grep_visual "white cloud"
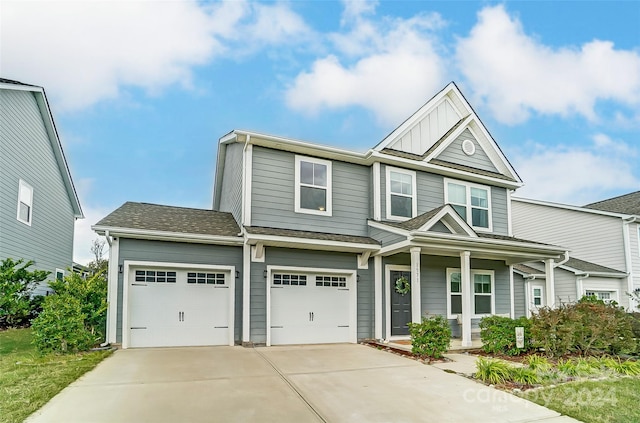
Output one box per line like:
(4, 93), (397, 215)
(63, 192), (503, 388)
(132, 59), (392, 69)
(285, 8), (447, 126)
(512, 137), (640, 205)
(340, 0), (378, 26)
(0, 0), (312, 111)
(74, 204), (111, 266)
(456, 5), (640, 124)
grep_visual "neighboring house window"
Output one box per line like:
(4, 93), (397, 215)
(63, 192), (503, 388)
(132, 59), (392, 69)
(55, 269), (65, 281)
(295, 156), (332, 216)
(444, 179), (492, 230)
(447, 269), (495, 318)
(385, 166), (417, 220)
(17, 179), (34, 225)
(585, 290), (617, 303)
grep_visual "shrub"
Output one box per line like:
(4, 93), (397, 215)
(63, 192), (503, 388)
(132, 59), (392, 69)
(508, 367), (540, 385)
(475, 357), (512, 384)
(479, 315), (532, 356)
(530, 298), (635, 357)
(408, 315), (452, 359)
(0, 258), (49, 328)
(601, 357), (640, 376)
(31, 295), (94, 353)
(526, 355), (552, 372)
(31, 271), (107, 353)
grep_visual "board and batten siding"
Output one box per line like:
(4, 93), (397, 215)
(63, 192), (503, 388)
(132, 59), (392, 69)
(0, 89), (75, 294)
(435, 129), (499, 174)
(217, 142), (243, 225)
(250, 247), (371, 344)
(115, 238), (243, 344)
(512, 200), (626, 271)
(251, 146), (370, 236)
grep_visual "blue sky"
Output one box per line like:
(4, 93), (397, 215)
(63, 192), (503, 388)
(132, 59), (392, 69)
(2, 0), (639, 263)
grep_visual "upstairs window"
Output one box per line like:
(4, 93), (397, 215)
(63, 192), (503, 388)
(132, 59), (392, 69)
(445, 179), (492, 230)
(295, 155), (332, 216)
(17, 180), (33, 226)
(386, 166), (417, 220)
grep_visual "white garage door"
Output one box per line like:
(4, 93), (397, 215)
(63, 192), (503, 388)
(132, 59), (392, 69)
(128, 267), (232, 348)
(270, 272), (354, 345)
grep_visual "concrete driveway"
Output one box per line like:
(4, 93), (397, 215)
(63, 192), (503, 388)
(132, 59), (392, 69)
(26, 344), (578, 423)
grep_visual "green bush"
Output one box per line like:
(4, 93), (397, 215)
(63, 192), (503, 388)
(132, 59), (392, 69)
(31, 272), (107, 353)
(530, 298), (635, 357)
(475, 357), (512, 384)
(479, 315), (532, 356)
(508, 367), (540, 385)
(408, 315), (452, 359)
(31, 295), (94, 353)
(0, 258), (49, 328)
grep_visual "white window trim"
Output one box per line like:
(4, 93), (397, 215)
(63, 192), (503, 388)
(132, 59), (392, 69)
(530, 283), (545, 308)
(294, 155), (332, 216)
(444, 178), (493, 232)
(585, 289), (619, 303)
(55, 268), (65, 281)
(446, 268), (495, 319)
(17, 179), (34, 226)
(385, 166), (417, 221)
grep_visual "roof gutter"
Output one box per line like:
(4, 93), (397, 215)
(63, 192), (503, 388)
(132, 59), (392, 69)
(553, 251), (570, 268)
(92, 225), (244, 246)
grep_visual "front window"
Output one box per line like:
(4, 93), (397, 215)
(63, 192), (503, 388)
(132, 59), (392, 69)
(585, 290), (616, 303)
(447, 269), (495, 317)
(295, 156), (332, 216)
(445, 179), (492, 230)
(386, 166), (416, 220)
(17, 179), (33, 225)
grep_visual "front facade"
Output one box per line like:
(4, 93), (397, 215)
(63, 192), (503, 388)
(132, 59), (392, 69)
(95, 83), (565, 349)
(0, 78), (83, 294)
(512, 195), (640, 311)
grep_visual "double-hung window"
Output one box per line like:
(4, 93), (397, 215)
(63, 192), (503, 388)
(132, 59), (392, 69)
(295, 156), (332, 216)
(447, 269), (495, 318)
(386, 166), (417, 220)
(445, 179), (491, 230)
(17, 179), (33, 226)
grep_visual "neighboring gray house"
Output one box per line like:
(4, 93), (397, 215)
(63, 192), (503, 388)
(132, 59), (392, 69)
(512, 193), (640, 312)
(94, 82), (565, 349)
(0, 78), (83, 294)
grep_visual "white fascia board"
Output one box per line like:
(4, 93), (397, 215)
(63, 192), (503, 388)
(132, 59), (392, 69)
(0, 82), (43, 92)
(416, 205), (478, 237)
(245, 233), (380, 253)
(513, 268), (545, 278)
(370, 150), (522, 190)
(92, 225), (244, 245)
(409, 232), (565, 255)
(367, 220), (409, 236)
(511, 197), (632, 219)
(422, 114), (474, 161)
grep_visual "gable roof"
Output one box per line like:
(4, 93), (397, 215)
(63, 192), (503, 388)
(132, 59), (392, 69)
(373, 82), (522, 185)
(379, 204), (477, 236)
(584, 191), (640, 216)
(0, 78), (83, 218)
(561, 257), (626, 276)
(94, 202), (241, 238)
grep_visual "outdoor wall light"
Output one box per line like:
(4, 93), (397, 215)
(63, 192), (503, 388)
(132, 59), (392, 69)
(118, 265), (123, 274)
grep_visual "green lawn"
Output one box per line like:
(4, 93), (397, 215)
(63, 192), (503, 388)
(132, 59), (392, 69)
(0, 328), (112, 423)
(521, 377), (640, 423)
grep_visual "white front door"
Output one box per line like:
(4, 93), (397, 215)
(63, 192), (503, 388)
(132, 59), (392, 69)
(270, 272), (353, 345)
(128, 267), (231, 348)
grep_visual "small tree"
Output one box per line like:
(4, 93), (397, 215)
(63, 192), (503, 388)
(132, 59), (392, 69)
(0, 258), (49, 328)
(87, 238), (108, 276)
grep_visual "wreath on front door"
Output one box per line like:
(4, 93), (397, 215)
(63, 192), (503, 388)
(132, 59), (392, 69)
(395, 276), (411, 295)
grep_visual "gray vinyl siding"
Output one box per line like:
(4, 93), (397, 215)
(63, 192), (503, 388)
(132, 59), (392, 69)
(512, 200), (626, 271)
(369, 227), (406, 247)
(435, 129), (499, 173)
(513, 273), (526, 318)
(217, 142), (243, 225)
(381, 255), (510, 338)
(116, 238), (243, 344)
(0, 89), (75, 295)
(251, 146), (370, 236)
(431, 221), (451, 233)
(630, 223), (640, 290)
(250, 248), (371, 343)
(490, 186), (509, 235)
(554, 269), (578, 305)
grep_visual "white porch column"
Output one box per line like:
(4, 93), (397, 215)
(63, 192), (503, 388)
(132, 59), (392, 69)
(374, 255), (383, 340)
(410, 247), (422, 324)
(544, 259), (555, 308)
(460, 251), (472, 347)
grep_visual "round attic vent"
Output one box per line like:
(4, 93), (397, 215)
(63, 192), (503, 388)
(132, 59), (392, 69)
(462, 139), (476, 156)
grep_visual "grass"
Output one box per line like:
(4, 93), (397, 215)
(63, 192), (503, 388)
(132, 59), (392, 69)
(521, 378), (640, 423)
(0, 328), (112, 423)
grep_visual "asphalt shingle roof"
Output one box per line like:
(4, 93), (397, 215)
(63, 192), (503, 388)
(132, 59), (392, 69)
(244, 226), (380, 245)
(95, 202), (241, 237)
(0, 78), (37, 87)
(379, 206), (446, 231)
(563, 257), (625, 275)
(513, 263), (544, 275)
(584, 191), (640, 215)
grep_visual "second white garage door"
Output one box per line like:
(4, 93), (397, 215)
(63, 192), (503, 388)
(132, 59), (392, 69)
(269, 270), (356, 345)
(127, 265), (234, 348)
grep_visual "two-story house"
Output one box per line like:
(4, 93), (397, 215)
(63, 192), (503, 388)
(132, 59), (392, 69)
(94, 82), (565, 349)
(0, 78), (84, 294)
(512, 193), (640, 314)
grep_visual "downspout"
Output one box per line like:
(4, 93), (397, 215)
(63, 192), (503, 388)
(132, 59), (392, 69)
(241, 134), (252, 345)
(102, 230), (113, 346)
(553, 251), (570, 268)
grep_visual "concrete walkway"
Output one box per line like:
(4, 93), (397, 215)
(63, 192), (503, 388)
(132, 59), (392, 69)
(26, 344), (580, 423)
